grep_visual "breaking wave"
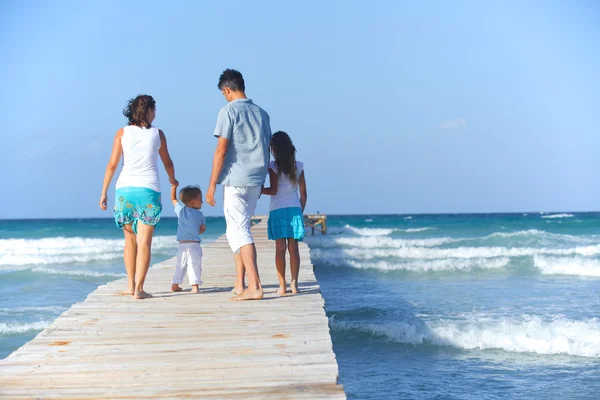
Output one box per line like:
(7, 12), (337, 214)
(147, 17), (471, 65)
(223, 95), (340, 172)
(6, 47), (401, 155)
(0, 236), (177, 266)
(534, 256), (600, 277)
(541, 214), (574, 219)
(0, 321), (49, 335)
(324, 257), (510, 272)
(311, 244), (600, 261)
(332, 314), (600, 357)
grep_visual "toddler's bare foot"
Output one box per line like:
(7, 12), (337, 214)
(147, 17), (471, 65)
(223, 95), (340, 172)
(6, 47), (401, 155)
(171, 284), (183, 292)
(290, 280), (299, 295)
(230, 288), (264, 301)
(133, 291), (153, 300)
(191, 285), (199, 293)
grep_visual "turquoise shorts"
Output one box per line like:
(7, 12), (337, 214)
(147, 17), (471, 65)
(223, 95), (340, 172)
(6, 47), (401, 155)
(114, 187), (162, 234)
(267, 207), (305, 241)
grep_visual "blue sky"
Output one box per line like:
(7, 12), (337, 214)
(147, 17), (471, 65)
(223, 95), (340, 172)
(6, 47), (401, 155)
(0, 0), (599, 218)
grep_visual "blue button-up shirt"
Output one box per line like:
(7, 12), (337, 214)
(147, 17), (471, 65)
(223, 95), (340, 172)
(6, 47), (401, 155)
(213, 99), (272, 186)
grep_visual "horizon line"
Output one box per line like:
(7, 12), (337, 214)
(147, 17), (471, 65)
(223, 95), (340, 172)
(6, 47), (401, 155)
(0, 211), (596, 222)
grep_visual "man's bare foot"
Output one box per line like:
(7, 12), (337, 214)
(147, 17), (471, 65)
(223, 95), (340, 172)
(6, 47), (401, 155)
(230, 288), (264, 301)
(290, 280), (299, 295)
(276, 287), (287, 296)
(171, 284), (183, 292)
(133, 291), (153, 299)
(191, 285), (199, 293)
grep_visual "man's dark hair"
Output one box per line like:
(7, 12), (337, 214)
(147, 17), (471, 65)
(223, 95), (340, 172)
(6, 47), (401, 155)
(218, 69), (245, 92)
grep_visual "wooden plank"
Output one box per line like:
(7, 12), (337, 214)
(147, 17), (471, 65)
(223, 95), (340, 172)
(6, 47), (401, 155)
(0, 221), (345, 399)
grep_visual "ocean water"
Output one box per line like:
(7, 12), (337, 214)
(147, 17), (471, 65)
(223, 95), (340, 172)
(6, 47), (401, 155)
(307, 213), (600, 399)
(2, 214), (600, 399)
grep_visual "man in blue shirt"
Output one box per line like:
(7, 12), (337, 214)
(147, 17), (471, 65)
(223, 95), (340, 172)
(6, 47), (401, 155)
(207, 69), (272, 301)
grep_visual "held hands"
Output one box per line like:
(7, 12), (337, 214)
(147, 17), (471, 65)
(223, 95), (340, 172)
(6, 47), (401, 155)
(170, 179), (179, 205)
(99, 194), (108, 210)
(206, 183), (217, 206)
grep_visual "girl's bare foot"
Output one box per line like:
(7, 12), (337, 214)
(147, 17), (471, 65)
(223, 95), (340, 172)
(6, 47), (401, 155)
(290, 280), (299, 295)
(191, 285), (199, 293)
(133, 291), (153, 299)
(171, 284), (183, 292)
(230, 288), (264, 301)
(276, 286), (287, 296)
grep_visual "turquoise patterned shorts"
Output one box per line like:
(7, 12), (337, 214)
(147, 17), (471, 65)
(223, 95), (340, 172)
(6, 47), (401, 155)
(114, 187), (162, 234)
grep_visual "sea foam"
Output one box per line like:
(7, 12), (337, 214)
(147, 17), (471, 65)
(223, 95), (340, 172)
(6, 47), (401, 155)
(404, 227), (436, 233)
(330, 236), (455, 248)
(332, 315), (600, 357)
(534, 255), (600, 277)
(330, 257), (510, 272)
(0, 236), (177, 266)
(541, 214), (574, 219)
(342, 225), (397, 236)
(31, 267), (126, 278)
(310, 244), (600, 261)
(0, 321), (49, 335)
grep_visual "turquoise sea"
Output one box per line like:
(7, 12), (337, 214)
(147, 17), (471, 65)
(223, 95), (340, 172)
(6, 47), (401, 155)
(2, 213), (600, 399)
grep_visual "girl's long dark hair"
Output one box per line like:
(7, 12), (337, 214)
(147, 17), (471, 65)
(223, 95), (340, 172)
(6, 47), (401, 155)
(271, 131), (298, 187)
(123, 95), (155, 128)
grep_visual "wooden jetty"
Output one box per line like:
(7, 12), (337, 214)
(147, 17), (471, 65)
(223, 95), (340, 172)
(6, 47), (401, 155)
(252, 214), (327, 235)
(0, 221), (345, 399)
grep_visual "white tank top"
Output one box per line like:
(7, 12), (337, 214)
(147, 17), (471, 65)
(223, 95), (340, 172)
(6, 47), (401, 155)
(269, 160), (303, 212)
(115, 126), (161, 192)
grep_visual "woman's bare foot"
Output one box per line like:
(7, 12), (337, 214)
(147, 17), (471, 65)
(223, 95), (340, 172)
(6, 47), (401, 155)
(133, 291), (153, 299)
(290, 280), (299, 295)
(191, 285), (199, 293)
(231, 285), (244, 295)
(171, 284), (183, 292)
(124, 282), (135, 295)
(230, 288), (264, 301)
(276, 286), (287, 296)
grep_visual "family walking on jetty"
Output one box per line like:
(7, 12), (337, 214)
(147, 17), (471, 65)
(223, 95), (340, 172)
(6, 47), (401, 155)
(100, 69), (307, 301)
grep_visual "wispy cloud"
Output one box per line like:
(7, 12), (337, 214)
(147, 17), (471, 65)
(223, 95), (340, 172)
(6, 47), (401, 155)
(72, 139), (104, 159)
(439, 117), (467, 130)
(88, 140), (102, 151)
(23, 144), (54, 159)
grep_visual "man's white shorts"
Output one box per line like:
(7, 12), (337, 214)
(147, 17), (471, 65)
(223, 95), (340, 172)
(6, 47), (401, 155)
(223, 185), (261, 253)
(172, 242), (203, 285)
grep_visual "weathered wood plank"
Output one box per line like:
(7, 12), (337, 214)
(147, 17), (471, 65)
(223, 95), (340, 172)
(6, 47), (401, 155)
(0, 221), (345, 399)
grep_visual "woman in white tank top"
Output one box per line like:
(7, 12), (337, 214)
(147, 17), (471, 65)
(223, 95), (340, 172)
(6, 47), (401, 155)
(99, 95), (178, 300)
